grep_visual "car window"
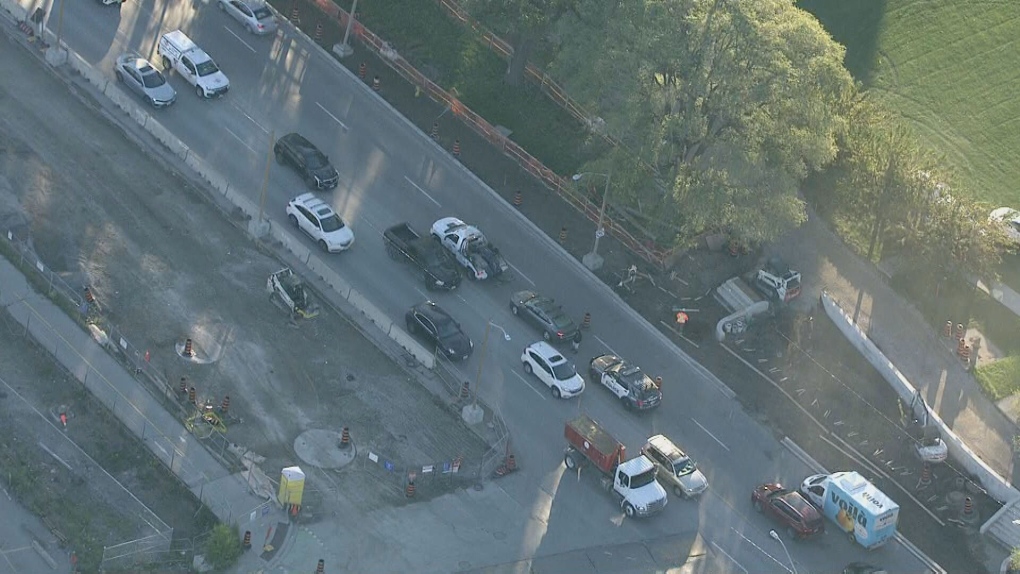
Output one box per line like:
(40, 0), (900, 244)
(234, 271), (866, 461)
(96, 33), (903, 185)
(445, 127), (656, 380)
(195, 60), (220, 77)
(672, 456), (695, 476)
(127, 68), (141, 84)
(253, 6), (273, 19)
(141, 71), (166, 89)
(319, 213), (345, 233)
(808, 485), (824, 497)
(550, 361), (576, 380)
(617, 471), (629, 488)
(183, 58), (196, 75)
(418, 315), (435, 335)
(445, 233), (458, 244)
(434, 316), (458, 338)
(297, 206), (313, 223)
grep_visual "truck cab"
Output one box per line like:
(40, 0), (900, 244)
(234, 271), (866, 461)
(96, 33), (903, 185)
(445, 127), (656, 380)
(158, 30), (230, 98)
(612, 457), (669, 516)
(806, 471), (900, 549)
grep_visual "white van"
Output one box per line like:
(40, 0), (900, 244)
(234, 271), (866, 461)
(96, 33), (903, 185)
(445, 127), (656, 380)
(157, 30), (230, 98)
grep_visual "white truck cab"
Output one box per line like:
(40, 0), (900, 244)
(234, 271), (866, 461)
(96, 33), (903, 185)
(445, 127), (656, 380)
(158, 30), (230, 99)
(612, 456), (669, 516)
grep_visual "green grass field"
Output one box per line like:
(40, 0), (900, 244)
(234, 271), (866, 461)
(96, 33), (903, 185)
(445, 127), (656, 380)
(800, 0), (1020, 209)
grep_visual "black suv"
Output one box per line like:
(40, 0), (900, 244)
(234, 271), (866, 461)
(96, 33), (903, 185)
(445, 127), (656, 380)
(405, 302), (473, 361)
(274, 133), (339, 190)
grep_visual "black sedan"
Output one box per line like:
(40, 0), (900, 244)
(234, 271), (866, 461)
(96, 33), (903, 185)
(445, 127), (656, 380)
(274, 133), (340, 190)
(509, 290), (578, 343)
(405, 301), (473, 361)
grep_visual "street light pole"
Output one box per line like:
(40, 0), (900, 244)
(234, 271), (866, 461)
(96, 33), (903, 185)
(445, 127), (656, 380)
(572, 172), (611, 271)
(472, 321), (492, 408)
(769, 529), (797, 574)
(334, 0), (359, 58)
(463, 320), (509, 423)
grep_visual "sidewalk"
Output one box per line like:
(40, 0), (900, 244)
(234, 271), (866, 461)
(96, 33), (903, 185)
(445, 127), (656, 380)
(0, 257), (275, 556)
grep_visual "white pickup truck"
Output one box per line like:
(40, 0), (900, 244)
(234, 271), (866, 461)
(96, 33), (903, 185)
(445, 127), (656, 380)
(157, 30), (230, 99)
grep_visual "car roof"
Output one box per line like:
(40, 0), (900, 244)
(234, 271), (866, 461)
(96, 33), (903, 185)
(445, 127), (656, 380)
(526, 341), (567, 364)
(291, 193), (336, 218)
(281, 133), (318, 151)
(415, 301), (452, 322)
(646, 435), (686, 460)
(778, 490), (818, 517)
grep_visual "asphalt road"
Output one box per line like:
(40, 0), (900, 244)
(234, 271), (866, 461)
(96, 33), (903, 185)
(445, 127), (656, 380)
(25, 0), (938, 572)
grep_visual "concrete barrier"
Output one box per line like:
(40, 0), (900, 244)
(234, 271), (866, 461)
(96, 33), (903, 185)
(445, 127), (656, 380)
(821, 291), (1020, 504)
(715, 301), (769, 341)
(66, 51), (109, 93)
(272, 228), (313, 267)
(144, 119), (189, 160)
(306, 256), (350, 299)
(347, 289), (393, 333)
(388, 325), (435, 369)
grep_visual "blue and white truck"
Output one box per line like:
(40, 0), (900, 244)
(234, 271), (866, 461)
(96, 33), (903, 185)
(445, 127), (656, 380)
(800, 471), (899, 549)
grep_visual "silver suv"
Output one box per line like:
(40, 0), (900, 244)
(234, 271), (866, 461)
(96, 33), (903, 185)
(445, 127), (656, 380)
(640, 435), (708, 499)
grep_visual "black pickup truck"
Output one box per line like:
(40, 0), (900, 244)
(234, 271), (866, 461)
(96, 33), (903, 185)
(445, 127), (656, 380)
(384, 223), (462, 290)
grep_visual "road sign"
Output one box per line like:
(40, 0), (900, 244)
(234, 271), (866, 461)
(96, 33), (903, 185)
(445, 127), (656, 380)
(595, 227), (605, 239)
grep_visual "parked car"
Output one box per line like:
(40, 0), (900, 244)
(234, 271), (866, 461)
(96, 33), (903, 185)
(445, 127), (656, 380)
(405, 301), (472, 361)
(989, 207), (1020, 246)
(113, 54), (177, 108)
(285, 193), (353, 252)
(640, 435), (708, 499)
(217, 0), (277, 35)
(520, 341), (584, 399)
(510, 290), (578, 343)
(751, 483), (825, 539)
(799, 473), (828, 508)
(274, 133), (339, 190)
(901, 389), (947, 464)
(157, 30), (230, 99)
(430, 217), (508, 280)
(383, 223), (461, 291)
(588, 354), (662, 411)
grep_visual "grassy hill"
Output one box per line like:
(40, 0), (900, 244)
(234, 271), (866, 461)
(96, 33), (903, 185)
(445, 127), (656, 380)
(800, 0), (1020, 209)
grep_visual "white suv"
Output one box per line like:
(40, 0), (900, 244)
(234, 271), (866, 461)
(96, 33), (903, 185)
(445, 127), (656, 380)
(521, 341), (584, 399)
(285, 193), (354, 252)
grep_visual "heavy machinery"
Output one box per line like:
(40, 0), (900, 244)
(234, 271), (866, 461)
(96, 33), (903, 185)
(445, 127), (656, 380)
(754, 256), (802, 304)
(266, 268), (320, 319)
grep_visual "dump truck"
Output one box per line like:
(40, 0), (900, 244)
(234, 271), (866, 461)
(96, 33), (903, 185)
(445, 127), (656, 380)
(562, 414), (668, 517)
(383, 223), (462, 291)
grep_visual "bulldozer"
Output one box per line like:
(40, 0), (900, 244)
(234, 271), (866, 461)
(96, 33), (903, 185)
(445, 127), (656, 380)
(267, 268), (320, 319)
(753, 256), (802, 304)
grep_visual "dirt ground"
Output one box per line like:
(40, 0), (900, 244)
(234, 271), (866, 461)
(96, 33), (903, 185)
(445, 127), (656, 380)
(274, 5), (995, 571)
(0, 24), (489, 564)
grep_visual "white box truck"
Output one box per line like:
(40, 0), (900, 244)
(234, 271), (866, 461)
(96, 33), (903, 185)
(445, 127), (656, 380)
(157, 30), (230, 99)
(801, 471), (899, 549)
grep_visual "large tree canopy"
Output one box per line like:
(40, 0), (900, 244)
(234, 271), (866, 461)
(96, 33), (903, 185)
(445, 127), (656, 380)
(549, 0), (854, 246)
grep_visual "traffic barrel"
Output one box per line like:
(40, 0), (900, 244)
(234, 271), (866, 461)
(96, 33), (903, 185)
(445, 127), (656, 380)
(559, 227), (567, 244)
(188, 386), (197, 406)
(220, 395), (230, 415)
(290, 6), (299, 23)
(340, 426), (351, 448)
(243, 530), (251, 550)
(961, 344), (971, 366)
(955, 323), (965, 341)
(183, 338), (194, 357)
(581, 312), (591, 330)
(506, 452), (517, 472)
(963, 496), (974, 516)
(452, 455), (462, 472)
(452, 139), (461, 157)
(956, 337), (966, 356)
(943, 320), (952, 338)
(513, 191), (523, 207)
(372, 76), (380, 91)
(314, 23), (323, 43)
(405, 480), (416, 498)
(459, 381), (470, 400)
(655, 376), (663, 390)
(315, 559), (324, 574)
(84, 287), (95, 304)
(358, 62), (366, 80)
(179, 376), (188, 394)
(917, 462), (932, 489)
(430, 122), (439, 140)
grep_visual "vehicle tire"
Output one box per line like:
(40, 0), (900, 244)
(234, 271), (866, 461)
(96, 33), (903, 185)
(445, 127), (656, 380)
(162, 56), (171, 70)
(523, 362), (533, 375)
(564, 453), (576, 469)
(510, 304), (518, 315)
(288, 214), (299, 228)
(196, 85), (205, 98)
(542, 330), (551, 342)
(674, 486), (687, 499)
(115, 70), (124, 83)
(318, 240), (329, 253)
(551, 387), (561, 399)
(623, 503), (636, 518)
(753, 500), (763, 513)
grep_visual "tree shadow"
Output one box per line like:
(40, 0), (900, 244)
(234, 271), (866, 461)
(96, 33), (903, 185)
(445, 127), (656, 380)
(798, 0), (887, 86)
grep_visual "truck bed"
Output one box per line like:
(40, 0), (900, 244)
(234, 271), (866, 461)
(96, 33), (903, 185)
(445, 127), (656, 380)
(565, 414), (626, 473)
(384, 222), (420, 245)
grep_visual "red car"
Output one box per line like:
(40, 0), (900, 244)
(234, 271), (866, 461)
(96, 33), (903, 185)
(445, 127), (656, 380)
(751, 483), (825, 539)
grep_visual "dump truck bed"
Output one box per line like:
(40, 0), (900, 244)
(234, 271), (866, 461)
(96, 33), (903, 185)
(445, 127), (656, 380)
(565, 414), (626, 474)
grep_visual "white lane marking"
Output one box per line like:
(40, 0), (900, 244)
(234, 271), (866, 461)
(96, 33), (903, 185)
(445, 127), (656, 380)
(413, 286), (429, 300)
(224, 127), (257, 154)
(593, 335), (618, 356)
(224, 27), (256, 53)
(710, 541), (748, 574)
(692, 418), (730, 451)
(731, 528), (791, 574)
(315, 102), (348, 131)
(508, 263), (534, 286)
(512, 370), (548, 400)
(404, 176), (441, 207)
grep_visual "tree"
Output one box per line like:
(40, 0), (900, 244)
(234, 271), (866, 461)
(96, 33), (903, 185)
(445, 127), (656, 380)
(204, 523), (242, 571)
(551, 0), (855, 246)
(460, 0), (579, 85)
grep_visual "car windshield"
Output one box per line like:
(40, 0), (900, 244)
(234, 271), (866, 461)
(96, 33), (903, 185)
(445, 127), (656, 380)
(779, 492), (814, 515)
(195, 60), (220, 77)
(551, 361), (576, 381)
(320, 214), (345, 233)
(549, 309), (573, 330)
(435, 317), (459, 338)
(141, 71), (166, 89)
(303, 150), (328, 170)
(253, 6), (273, 19)
(630, 468), (657, 488)
(672, 456), (696, 476)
